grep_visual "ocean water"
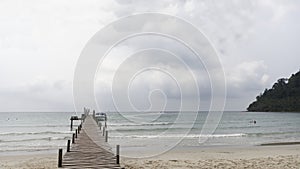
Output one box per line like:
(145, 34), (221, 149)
(106, 111), (300, 157)
(0, 111), (300, 156)
(0, 112), (80, 155)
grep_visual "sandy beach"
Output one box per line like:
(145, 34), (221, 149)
(0, 145), (299, 168)
(122, 145), (300, 169)
(0, 153), (57, 169)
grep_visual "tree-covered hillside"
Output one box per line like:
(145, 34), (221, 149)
(247, 70), (300, 112)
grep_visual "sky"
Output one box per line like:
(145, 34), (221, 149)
(0, 0), (299, 112)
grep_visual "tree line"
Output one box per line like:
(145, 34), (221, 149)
(247, 70), (300, 112)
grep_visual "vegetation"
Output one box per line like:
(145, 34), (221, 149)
(247, 70), (300, 112)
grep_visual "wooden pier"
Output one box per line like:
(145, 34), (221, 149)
(60, 110), (122, 168)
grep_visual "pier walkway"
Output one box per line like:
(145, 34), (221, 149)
(61, 115), (121, 169)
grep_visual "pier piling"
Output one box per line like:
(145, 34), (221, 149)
(70, 120), (73, 131)
(67, 140), (70, 152)
(72, 133), (75, 144)
(116, 145), (120, 164)
(105, 131), (108, 142)
(58, 148), (63, 167)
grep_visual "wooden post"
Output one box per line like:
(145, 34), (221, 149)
(81, 114), (84, 122)
(75, 129), (78, 138)
(72, 133), (75, 144)
(103, 127), (105, 136)
(58, 148), (63, 167)
(105, 131), (108, 142)
(116, 145), (120, 164)
(67, 140), (70, 152)
(70, 119), (73, 131)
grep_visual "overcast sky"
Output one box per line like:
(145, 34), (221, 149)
(0, 0), (299, 112)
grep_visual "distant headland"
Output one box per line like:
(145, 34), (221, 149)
(247, 70), (300, 112)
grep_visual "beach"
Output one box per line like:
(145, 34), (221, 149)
(1, 111), (300, 168)
(0, 153), (57, 169)
(0, 145), (299, 169)
(122, 144), (300, 169)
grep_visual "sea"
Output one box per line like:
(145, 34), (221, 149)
(0, 111), (300, 156)
(0, 112), (78, 155)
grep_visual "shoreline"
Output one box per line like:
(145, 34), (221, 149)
(122, 144), (300, 160)
(260, 141), (300, 146)
(0, 149), (58, 157)
(1, 144), (300, 168)
(122, 144), (300, 169)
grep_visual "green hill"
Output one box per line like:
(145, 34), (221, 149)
(247, 70), (300, 112)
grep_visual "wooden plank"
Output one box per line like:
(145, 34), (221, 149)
(62, 115), (121, 168)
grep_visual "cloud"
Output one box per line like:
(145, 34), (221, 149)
(0, 0), (299, 111)
(226, 61), (270, 97)
(0, 77), (73, 111)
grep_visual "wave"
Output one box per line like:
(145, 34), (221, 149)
(109, 122), (172, 127)
(110, 133), (247, 139)
(224, 125), (261, 129)
(111, 127), (187, 132)
(0, 131), (74, 136)
(1, 124), (71, 128)
(247, 131), (300, 137)
(199, 133), (247, 138)
(0, 136), (71, 143)
(0, 146), (61, 153)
